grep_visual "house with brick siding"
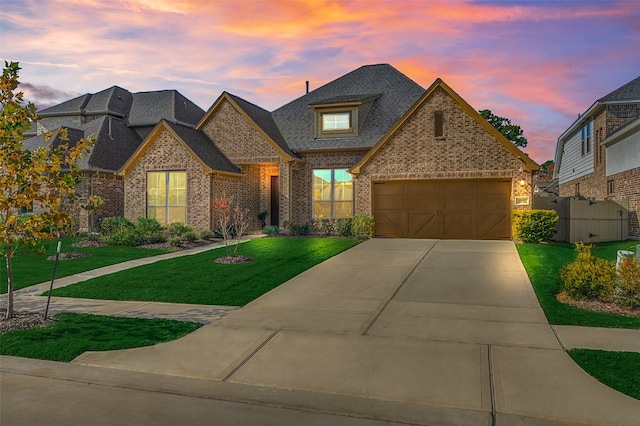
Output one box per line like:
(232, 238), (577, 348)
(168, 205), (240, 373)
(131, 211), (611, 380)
(22, 86), (204, 231)
(121, 64), (538, 239)
(554, 76), (640, 238)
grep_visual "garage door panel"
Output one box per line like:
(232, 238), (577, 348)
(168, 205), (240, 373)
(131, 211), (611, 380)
(373, 180), (511, 240)
(375, 211), (406, 237)
(408, 212), (441, 238)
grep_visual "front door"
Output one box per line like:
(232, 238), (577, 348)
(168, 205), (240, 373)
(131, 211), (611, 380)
(270, 176), (280, 226)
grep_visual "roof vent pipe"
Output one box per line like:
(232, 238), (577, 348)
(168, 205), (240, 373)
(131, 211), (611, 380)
(306, 81), (309, 94)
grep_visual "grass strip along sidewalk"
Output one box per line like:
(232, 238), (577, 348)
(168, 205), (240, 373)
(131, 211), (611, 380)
(48, 237), (360, 306)
(1, 237), (170, 293)
(0, 313), (200, 362)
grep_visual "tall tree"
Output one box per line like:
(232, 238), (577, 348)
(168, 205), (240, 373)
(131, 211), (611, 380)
(1, 61), (95, 319)
(479, 109), (528, 147)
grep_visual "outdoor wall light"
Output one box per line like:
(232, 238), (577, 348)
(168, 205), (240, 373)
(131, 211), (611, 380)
(519, 179), (526, 186)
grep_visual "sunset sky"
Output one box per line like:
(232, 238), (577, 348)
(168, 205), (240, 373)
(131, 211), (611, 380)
(2, 0), (639, 163)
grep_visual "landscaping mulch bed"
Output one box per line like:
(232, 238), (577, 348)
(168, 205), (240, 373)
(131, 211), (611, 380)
(139, 239), (222, 251)
(213, 255), (255, 264)
(556, 292), (640, 318)
(72, 240), (107, 248)
(0, 310), (56, 334)
(47, 252), (90, 261)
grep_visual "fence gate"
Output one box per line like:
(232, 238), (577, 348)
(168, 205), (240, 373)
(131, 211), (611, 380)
(533, 196), (629, 243)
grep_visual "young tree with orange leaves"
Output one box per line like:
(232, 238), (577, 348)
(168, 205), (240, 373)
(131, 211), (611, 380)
(1, 61), (96, 319)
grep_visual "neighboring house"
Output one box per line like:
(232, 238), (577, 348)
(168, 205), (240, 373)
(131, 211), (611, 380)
(121, 64), (538, 239)
(554, 76), (640, 238)
(22, 86), (204, 231)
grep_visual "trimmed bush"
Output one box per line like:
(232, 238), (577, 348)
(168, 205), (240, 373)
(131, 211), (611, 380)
(106, 229), (143, 247)
(168, 236), (183, 247)
(336, 217), (353, 237)
(100, 216), (134, 235)
(104, 217), (165, 246)
(560, 243), (616, 301)
(512, 209), (558, 243)
(168, 222), (192, 237)
(263, 225), (279, 236)
(183, 231), (198, 243)
(351, 215), (374, 240)
(199, 230), (215, 240)
(616, 256), (640, 309)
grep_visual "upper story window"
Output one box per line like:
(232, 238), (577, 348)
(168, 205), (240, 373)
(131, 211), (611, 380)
(581, 122), (591, 156)
(322, 112), (351, 132)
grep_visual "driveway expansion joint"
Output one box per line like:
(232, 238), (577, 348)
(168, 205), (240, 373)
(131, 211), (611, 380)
(221, 329), (280, 382)
(361, 240), (438, 336)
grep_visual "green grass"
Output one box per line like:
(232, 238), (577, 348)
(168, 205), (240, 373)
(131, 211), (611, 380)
(569, 349), (640, 400)
(0, 313), (200, 362)
(1, 237), (170, 293)
(48, 237), (360, 306)
(517, 240), (640, 328)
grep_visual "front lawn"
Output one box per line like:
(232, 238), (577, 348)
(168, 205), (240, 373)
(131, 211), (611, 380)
(48, 237), (360, 306)
(517, 240), (640, 328)
(569, 349), (640, 400)
(1, 237), (170, 293)
(0, 313), (200, 362)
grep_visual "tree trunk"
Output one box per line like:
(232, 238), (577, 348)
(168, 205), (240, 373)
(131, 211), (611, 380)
(5, 246), (14, 319)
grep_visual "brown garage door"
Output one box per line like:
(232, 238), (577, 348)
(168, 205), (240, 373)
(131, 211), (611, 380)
(373, 179), (512, 239)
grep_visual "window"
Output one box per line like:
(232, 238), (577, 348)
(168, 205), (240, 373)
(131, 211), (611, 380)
(312, 169), (353, 219)
(19, 202), (33, 214)
(322, 112), (351, 131)
(147, 171), (186, 224)
(608, 180), (615, 195)
(434, 111), (444, 138)
(581, 123), (591, 156)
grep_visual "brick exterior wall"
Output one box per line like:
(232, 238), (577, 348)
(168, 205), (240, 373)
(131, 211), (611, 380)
(356, 86), (531, 214)
(611, 167), (640, 237)
(123, 129), (212, 231)
(75, 172), (124, 232)
(201, 100), (282, 164)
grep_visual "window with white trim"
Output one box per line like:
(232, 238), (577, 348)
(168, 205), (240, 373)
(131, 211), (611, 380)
(147, 171), (186, 224)
(322, 112), (351, 131)
(312, 169), (353, 219)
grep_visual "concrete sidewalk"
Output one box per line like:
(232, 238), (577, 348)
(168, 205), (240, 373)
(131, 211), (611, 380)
(2, 238), (639, 425)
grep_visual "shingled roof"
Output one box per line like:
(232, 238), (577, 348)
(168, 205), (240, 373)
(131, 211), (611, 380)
(128, 90), (204, 127)
(21, 116), (142, 172)
(272, 64), (425, 151)
(163, 121), (241, 175)
(598, 76), (640, 103)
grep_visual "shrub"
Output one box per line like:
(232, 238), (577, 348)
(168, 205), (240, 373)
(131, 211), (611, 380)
(336, 217), (353, 237)
(106, 229), (143, 247)
(199, 230), (215, 240)
(100, 216), (133, 235)
(183, 231), (198, 243)
(168, 236), (183, 247)
(616, 257), (640, 309)
(263, 225), (279, 236)
(168, 222), (192, 237)
(560, 243), (616, 301)
(512, 209), (558, 243)
(351, 215), (375, 240)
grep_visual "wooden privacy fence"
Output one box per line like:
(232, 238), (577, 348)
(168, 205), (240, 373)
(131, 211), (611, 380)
(533, 196), (629, 243)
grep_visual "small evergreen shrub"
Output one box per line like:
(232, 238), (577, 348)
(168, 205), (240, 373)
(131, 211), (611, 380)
(199, 230), (215, 240)
(351, 215), (374, 240)
(263, 225), (279, 236)
(616, 257), (640, 309)
(168, 236), (183, 247)
(336, 217), (353, 237)
(168, 222), (192, 237)
(104, 217), (165, 246)
(183, 231), (198, 243)
(106, 229), (143, 247)
(512, 209), (558, 243)
(560, 243), (617, 301)
(100, 216), (133, 235)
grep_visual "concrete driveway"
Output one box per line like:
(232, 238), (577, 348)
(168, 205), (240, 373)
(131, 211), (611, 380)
(3, 239), (639, 425)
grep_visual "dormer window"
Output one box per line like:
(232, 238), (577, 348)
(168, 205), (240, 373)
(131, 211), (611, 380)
(322, 112), (351, 132)
(309, 93), (380, 139)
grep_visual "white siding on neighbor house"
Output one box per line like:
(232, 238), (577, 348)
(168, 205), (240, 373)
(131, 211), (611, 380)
(606, 129), (640, 176)
(558, 121), (594, 185)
